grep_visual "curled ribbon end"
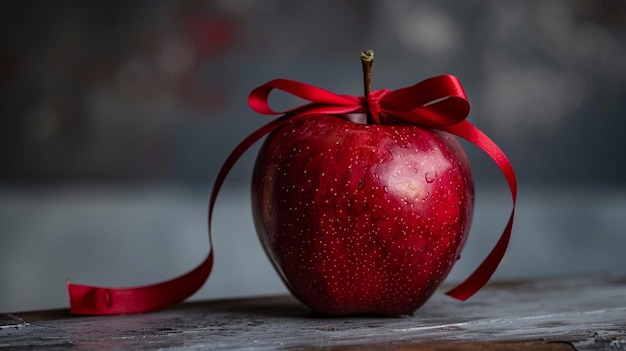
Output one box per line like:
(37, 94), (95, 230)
(67, 282), (106, 315)
(68, 281), (125, 315)
(445, 282), (477, 302)
(67, 253), (215, 315)
(445, 290), (471, 302)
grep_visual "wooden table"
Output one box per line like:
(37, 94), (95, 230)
(2, 273), (625, 350)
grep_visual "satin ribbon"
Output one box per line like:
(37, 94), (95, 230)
(68, 74), (516, 314)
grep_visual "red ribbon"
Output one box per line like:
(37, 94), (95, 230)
(68, 74), (516, 314)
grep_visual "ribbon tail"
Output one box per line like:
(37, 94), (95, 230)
(68, 253), (213, 315)
(68, 115), (294, 315)
(440, 120), (517, 301)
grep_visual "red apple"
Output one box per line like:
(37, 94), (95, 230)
(251, 113), (474, 316)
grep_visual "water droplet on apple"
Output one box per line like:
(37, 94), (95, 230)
(383, 186), (388, 193)
(425, 172), (437, 183)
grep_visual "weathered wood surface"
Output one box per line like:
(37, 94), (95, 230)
(2, 273), (625, 350)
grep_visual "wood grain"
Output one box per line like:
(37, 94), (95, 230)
(2, 273), (625, 350)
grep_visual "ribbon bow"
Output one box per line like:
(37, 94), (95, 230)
(248, 75), (470, 128)
(68, 75), (517, 314)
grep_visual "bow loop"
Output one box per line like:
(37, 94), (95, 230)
(379, 75), (470, 127)
(249, 78), (363, 116)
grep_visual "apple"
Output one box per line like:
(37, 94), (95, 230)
(251, 112), (474, 316)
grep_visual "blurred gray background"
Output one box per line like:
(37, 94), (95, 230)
(1, 0), (625, 313)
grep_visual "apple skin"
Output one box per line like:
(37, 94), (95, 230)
(251, 114), (474, 316)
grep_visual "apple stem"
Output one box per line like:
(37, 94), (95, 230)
(360, 50), (374, 124)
